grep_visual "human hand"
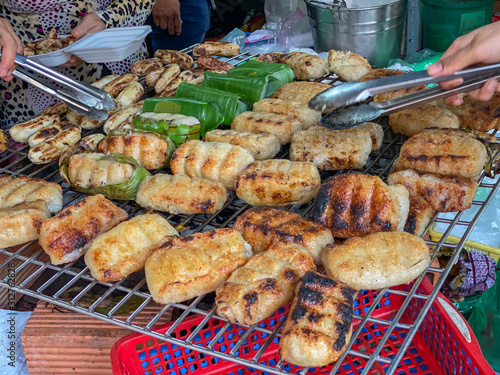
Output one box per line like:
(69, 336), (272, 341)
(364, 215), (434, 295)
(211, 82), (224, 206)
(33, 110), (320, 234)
(427, 22), (500, 106)
(153, 0), (182, 36)
(72, 12), (106, 39)
(0, 18), (24, 81)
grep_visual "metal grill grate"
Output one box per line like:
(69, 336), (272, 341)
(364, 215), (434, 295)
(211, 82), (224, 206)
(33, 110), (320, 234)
(1, 49), (499, 375)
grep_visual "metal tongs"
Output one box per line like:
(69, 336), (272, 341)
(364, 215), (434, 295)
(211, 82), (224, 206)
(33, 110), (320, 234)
(4, 53), (116, 120)
(309, 63), (500, 129)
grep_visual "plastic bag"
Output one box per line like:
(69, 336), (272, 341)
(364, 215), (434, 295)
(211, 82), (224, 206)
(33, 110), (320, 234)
(276, 7), (313, 49)
(467, 270), (500, 371)
(264, 0), (307, 28)
(387, 49), (444, 71)
(220, 28), (246, 50)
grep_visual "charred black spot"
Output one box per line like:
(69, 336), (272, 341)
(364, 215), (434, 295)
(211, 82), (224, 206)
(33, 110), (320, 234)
(71, 236), (87, 250)
(245, 172), (259, 181)
(301, 327), (313, 335)
(404, 213), (417, 235)
(103, 270), (112, 278)
(199, 199), (213, 212)
(274, 230), (304, 243)
(243, 291), (258, 317)
(305, 60), (311, 66)
(374, 216), (393, 231)
(298, 287), (324, 306)
(284, 270), (297, 282)
(341, 286), (354, 302)
(332, 321), (349, 351)
(308, 312), (324, 323)
(255, 118), (263, 123)
(351, 202), (366, 218)
(291, 304), (307, 323)
(302, 271), (338, 289)
(56, 209), (72, 218)
(263, 279), (276, 290)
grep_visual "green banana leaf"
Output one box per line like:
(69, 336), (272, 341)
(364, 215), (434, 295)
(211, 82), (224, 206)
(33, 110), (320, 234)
(176, 82), (249, 125)
(227, 60), (294, 85)
(132, 113), (200, 147)
(60, 152), (150, 201)
(142, 98), (224, 136)
(202, 71), (284, 105)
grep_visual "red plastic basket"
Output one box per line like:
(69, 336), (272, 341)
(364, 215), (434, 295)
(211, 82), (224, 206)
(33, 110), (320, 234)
(110, 278), (494, 375)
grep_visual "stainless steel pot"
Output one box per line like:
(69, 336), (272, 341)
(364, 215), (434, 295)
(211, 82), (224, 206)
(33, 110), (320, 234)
(305, 0), (407, 68)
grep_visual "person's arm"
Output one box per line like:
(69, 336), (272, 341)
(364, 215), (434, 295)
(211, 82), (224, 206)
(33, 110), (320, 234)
(0, 18), (24, 81)
(427, 22), (500, 105)
(152, 0), (182, 36)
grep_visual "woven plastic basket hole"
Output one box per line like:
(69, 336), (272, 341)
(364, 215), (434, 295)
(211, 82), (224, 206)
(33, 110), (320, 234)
(135, 342), (144, 351)
(146, 339), (155, 348)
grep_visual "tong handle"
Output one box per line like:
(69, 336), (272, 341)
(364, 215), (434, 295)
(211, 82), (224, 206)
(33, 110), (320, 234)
(372, 71), (500, 115)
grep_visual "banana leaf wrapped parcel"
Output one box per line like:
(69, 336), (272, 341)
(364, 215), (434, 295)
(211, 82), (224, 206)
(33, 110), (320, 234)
(60, 151), (150, 201)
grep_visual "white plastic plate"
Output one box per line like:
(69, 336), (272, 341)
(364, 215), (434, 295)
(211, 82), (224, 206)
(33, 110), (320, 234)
(27, 26), (151, 67)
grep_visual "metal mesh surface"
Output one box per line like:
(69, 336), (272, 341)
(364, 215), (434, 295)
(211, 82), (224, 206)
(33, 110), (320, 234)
(0, 49), (499, 375)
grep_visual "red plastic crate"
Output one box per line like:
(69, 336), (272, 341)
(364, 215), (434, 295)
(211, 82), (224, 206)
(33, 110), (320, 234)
(110, 278), (494, 375)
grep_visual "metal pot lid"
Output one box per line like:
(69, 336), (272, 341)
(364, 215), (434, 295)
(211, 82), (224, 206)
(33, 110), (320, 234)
(306, 0), (402, 9)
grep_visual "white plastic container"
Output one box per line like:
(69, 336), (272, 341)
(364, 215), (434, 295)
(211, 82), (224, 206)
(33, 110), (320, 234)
(27, 26), (151, 67)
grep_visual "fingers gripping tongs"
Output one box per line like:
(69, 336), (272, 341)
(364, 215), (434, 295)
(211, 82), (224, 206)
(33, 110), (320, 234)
(309, 63), (500, 129)
(2, 53), (116, 120)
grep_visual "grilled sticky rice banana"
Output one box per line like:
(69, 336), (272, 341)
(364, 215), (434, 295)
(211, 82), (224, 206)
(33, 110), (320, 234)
(28, 123), (81, 164)
(85, 213), (179, 282)
(359, 69), (427, 103)
(327, 49), (372, 81)
(272, 81), (331, 104)
(0, 175), (62, 213)
(0, 201), (51, 249)
(103, 101), (143, 134)
(79, 134), (105, 151)
(66, 110), (83, 125)
(290, 126), (372, 170)
(389, 104), (460, 137)
(393, 128), (488, 180)
(9, 114), (60, 143)
(39, 194), (128, 265)
(279, 271), (354, 367)
(155, 64), (181, 94)
(193, 41), (240, 57)
(235, 159), (321, 206)
(231, 111), (301, 145)
(98, 130), (175, 170)
(155, 77), (182, 97)
(136, 173), (228, 214)
(154, 49), (195, 70)
(145, 67), (166, 87)
(253, 98), (321, 130)
(80, 117), (104, 130)
(42, 101), (69, 117)
(102, 73), (139, 97)
(281, 52), (328, 80)
(313, 174), (409, 238)
(256, 52), (284, 63)
(204, 129), (281, 160)
(116, 81), (144, 107)
(196, 56), (233, 73)
(91, 74), (120, 89)
(233, 207), (333, 264)
(322, 231), (430, 290)
(130, 58), (163, 76)
(170, 140), (254, 190)
(27, 123), (62, 147)
(215, 242), (315, 325)
(387, 169), (478, 212)
(404, 195), (434, 237)
(145, 228), (252, 304)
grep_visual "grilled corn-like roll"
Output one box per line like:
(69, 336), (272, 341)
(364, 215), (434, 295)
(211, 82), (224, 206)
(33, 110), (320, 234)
(98, 130), (175, 170)
(193, 41), (240, 57)
(388, 169), (478, 212)
(0, 201), (51, 249)
(279, 271), (354, 367)
(231, 111), (301, 145)
(154, 50), (194, 70)
(313, 174), (410, 238)
(290, 126), (372, 170)
(281, 52), (328, 80)
(393, 128), (488, 180)
(170, 140), (254, 190)
(235, 159), (321, 206)
(322, 231), (430, 290)
(0, 175), (62, 213)
(9, 114), (60, 143)
(85, 214), (179, 282)
(130, 58), (163, 76)
(233, 207), (333, 264)
(39, 194), (128, 265)
(28, 123), (81, 164)
(204, 129), (281, 160)
(145, 228), (252, 304)
(215, 242), (315, 325)
(253, 98), (321, 130)
(136, 173), (228, 214)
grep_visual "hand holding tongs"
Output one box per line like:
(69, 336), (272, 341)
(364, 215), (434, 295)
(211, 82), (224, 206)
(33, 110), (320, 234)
(3, 53), (116, 120)
(309, 63), (500, 129)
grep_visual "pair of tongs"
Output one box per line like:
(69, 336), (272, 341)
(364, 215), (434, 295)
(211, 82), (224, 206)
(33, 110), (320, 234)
(3, 53), (116, 120)
(309, 63), (500, 129)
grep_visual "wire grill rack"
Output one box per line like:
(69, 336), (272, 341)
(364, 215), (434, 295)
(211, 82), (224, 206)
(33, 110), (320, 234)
(0, 49), (499, 375)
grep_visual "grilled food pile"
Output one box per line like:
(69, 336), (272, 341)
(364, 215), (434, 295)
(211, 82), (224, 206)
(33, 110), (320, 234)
(23, 28), (77, 56)
(3, 44), (500, 371)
